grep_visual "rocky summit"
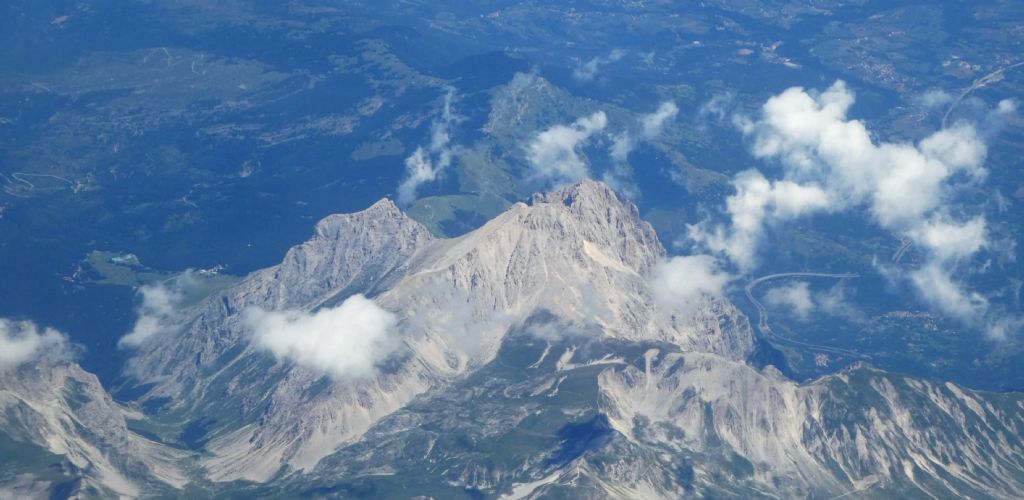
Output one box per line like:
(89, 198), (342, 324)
(4, 0), (1024, 497)
(2, 181), (1022, 498)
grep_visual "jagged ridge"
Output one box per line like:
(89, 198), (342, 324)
(9, 180), (1017, 499)
(121, 180), (755, 482)
(0, 359), (187, 498)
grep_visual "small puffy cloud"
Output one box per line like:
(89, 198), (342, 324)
(698, 91), (736, 124)
(986, 317), (1023, 342)
(649, 255), (733, 319)
(764, 282), (862, 323)
(574, 58), (601, 82)
(119, 278), (191, 348)
(690, 170), (831, 270)
(605, 101), (678, 197)
(946, 95), (1019, 135)
(522, 320), (588, 342)
(916, 89), (954, 109)
(609, 101), (679, 163)
(397, 88), (461, 206)
(573, 49), (626, 82)
(640, 51), (656, 66)
(744, 80), (986, 232)
(244, 294), (400, 379)
(909, 217), (986, 263)
(996, 98), (1018, 115)
(747, 81), (856, 169)
(600, 162), (640, 201)
(816, 284), (863, 322)
(527, 111), (608, 185)
(524, 322), (563, 341)
(764, 281), (814, 321)
(0, 319), (69, 370)
(980, 98), (1020, 138)
(909, 263), (988, 320)
(695, 80), (1005, 335)
(608, 133), (634, 164)
(641, 101), (679, 140)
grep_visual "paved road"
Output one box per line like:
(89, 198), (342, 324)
(4, 172), (74, 190)
(943, 60), (1024, 129)
(744, 272), (867, 358)
(891, 238), (912, 263)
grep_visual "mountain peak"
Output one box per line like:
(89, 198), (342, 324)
(120, 179), (753, 483)
(529, 179), (625, 210)
(313, 197), (406, 238)
(367, 197), (401, 213)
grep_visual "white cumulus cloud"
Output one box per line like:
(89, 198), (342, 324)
(244, 294), (401, 379)
(0, 319), (69, 369)
(522, 319), (589, 342)
(916, 89), (954, 109)
(609, 101), (679, 163)
(909, 263), (988, 320)
(690, 170), (831, 271)
(909, 217), (986, 263)
(528, 111), (608, 186)
(742, 80), (986, 231)
(605, 101), (679, 197)
(694, 80), (1008, 330)
(764, 281), (815, 321)
(649, 255), (733, 320)
(698, 91), (737, 126)
(119, 278), (191, 348)
(397, 87), (461, 206)
(573, 49), (626, 82)
(641, 101), (680, 140)
(763, 281), (862, 323)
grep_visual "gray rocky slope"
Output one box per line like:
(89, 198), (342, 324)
(3, 180), (1023, 498)
(0, 355), (187, 498)
(295, 330), (1024, 499)
(123, 179), (756, 483)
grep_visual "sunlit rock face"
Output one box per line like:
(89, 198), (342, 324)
(0, 358), (188, 498)
(29, 180), (1018, 498)
(121, 180), (754, 482)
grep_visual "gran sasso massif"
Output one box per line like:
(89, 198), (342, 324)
(2, 181), (1023, 498)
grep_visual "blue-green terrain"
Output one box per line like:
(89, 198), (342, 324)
(1, 1), (1023, 498)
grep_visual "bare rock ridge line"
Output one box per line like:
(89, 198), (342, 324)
(0, 358), (187, 497)
(121, 179), (757, 483)
(2, 179), (1023, 498)
(598, 350), (1024, 498)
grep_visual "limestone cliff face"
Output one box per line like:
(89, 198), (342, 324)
(296, 330), (1024, 499)
(124, 198), (434, 387)
(598, 350), (1024, 498)
(378, 179), (754, 371)
(6, 180), (1024, 498)
(122, 198), (438, 482)
(122, 180), (755, 482)
(0, 360), (186, 498)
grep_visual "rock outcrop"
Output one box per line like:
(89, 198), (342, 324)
(122, 180), (755, 482)
(0, 359), (187, 498)
(22, 179), (1012, 498)
(295, 331), (1024, 499)
(598, 350), (1024, 498)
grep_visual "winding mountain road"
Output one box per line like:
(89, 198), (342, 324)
(744, 272), (867, 358)
(942, 60), (1024, 129)
(3, 172), (75, 191)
